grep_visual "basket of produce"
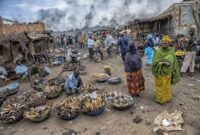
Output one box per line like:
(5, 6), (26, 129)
(82, 96), (106, 116)
(43, 84), (61, 99)
(175, 50), (187, 56)
(24, 104), (52, 123)
(93, 73), (109, 82)
(0, 102), (26, 124)
(48, 77), (65, 85)
(6, 82), (20, 96)
(33, 80), (46, 92)
(23, 91), (47, 107)
(3, 94), (27, 106)
(64, 63), (86, 71)
(80, 84), (99, 93)
(107, 77), (122, 84)
(111, 95), (134, 111)
(0, 93), (7, 106)
(55, 97), (81, 120)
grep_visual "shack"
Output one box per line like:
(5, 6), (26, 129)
(125, 0), (200, 37)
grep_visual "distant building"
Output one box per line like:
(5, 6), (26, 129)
(0, 16), (45, 34)
(123, 0), (200, 37)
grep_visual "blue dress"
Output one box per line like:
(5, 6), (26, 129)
(145, 47), (154, 65)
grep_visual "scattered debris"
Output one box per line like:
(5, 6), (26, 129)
(152, 127), (167, 135)
(0, 127), (4, 130)
(145, 118), (151, 126)
(133, 115), (143, 124)
(96, 131), (100, 135)
(130, 110), (134, 115)
(154, 110), (184, 134)
(187, 84), (194, 86)
(43, 127), (48, 130)
(100, 126), (106, 131)
(196, 79), (200, 82)
(63, 129), (78, 135)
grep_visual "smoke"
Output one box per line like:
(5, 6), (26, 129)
(37, 0), (181, 31)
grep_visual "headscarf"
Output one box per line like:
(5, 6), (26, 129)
(161, 35), (172, 43)
(147, 34), (153, 40)
(128, 42), (137, 54)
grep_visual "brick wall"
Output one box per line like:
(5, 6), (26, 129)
(0, 18), (45, 34)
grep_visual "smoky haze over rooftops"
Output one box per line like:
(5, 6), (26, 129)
(0, 0), (182, 31)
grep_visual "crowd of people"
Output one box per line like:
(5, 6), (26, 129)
(1, 28), (199, 106)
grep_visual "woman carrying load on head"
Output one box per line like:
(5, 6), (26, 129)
(152, 35), (180, 105)
(144, 34), (154, 66)
(124, 43), (145, 97)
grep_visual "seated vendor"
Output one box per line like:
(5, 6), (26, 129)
(64, 69), (82, 94)
(15, 60), (28, 76)
(0, 66), (8, 80)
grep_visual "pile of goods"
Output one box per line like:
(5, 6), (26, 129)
(93, 73), (109, 82)
(64, 63), (86, 71)
(55, 97), (81, 120)
(0, 102), (26, 124)
(80, 84), (99, 93)
(175, 50), (187, 56)
(23, 91), (46, 107)
(43, 84), (61, 99)
(82, 96), (106, 116)
(24, 104), (52, 123)
(111, 94), (134, 111)
(33, 79), (46, 92)
(0, 82), (20, 105)
(107, 77), (122, 84)
(0, 92), (7, 106)
(3, 94), (27, 106)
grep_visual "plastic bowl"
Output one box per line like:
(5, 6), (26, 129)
(85, 107), (105, 116)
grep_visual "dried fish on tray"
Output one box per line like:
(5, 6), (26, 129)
(64, 63), (86, 71)
(82, 96), (106, 116)
(0, 92), (7, 106)
(24, 104), (52, 123)
(55, 97), (81, 120)
(0, 102), (26, 124)
(80, 84), (99, 93)
(111, 94), (134, 111)
(23, 91), (46, 107)
(43, 84), (61, 99)
(3, 94), (27, 107)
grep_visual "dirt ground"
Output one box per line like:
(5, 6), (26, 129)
(0, 48), (200, 135)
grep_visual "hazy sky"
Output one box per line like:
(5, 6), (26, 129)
(0, 0), (182, 30)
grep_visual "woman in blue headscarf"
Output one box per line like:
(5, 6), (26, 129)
(124, 43), (145, 96)
(145, 34), (154, 66)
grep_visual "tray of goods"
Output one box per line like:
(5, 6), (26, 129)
(107, 77), (122, 84)
(111, 95), (134, 111)
(48, 77), (65, 85)
(3, 94), (27, 106)
(55, 97), (81, 120)
(43, 84), (61, 99)
(0, 102), (26, 124)
(82, 96), (106, 116)
(23, 91), (47, 107)
(80, 84), (99, 93)
(0, 92), (7, 106)
(24, 104), (52, 123)
(93, 73), (109, 82)
(0, 82), (19, 97)
(64, 63), (86, 71)
(33, 80), (46, 92)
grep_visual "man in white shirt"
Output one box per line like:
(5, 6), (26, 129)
(87, 35), (95, 61)
(105, 33), (114, 57)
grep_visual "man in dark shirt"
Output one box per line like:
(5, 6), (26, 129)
(118, 33), (129, 62)
(181, 28), (197, 76)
